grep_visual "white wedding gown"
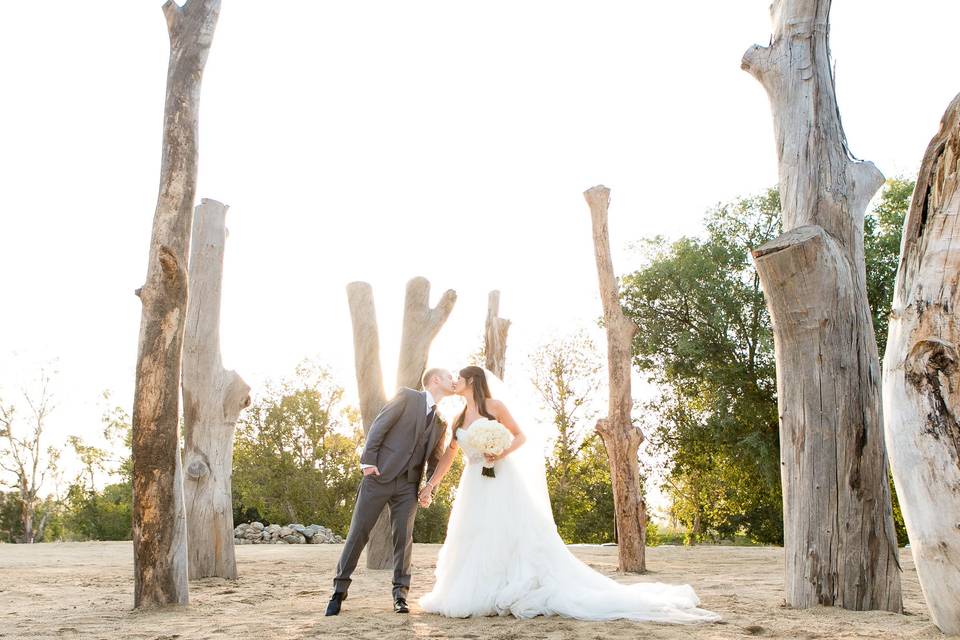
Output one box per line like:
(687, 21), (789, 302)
(419, 420), (720, 623)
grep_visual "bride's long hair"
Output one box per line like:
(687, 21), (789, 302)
(454, 366), (495, 431)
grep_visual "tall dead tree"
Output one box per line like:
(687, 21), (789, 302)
(182, 199), (250, 580)
(584, 185), (646, 573)
(742, 0), (902, 611)
(131, 0), (221, 608)
(484, 290), (511, 379)
(0, 375), (57, 544)
(883, 94), (960, 634)
(347, 278), (456, 570)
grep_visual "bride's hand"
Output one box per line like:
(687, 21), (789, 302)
(418, 483), (434, 507)
(484, 452), (503, 463)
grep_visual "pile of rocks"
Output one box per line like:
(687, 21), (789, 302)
(234, 522), (344, 545)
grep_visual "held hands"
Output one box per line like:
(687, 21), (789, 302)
(483, 452), (504, 464)
(418, 482), (434, 507)
(362, 466), (381, 477)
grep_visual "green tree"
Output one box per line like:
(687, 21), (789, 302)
(59, 392), (133, 541)
(865, 177), (915, 354)
(232, 360), (363, 535)
(621, 189), (782, 544)
(530, 332), (616, 543)
(621, 181), (914, 545)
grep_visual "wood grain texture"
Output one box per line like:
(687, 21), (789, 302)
(131, 0), (221, 609)
(182, 199), (250, 581)
(743, 0), (901, 612)
(584, 185), (646, 573)
(484, 290), (510, 379)
(883, 93), (960, 634)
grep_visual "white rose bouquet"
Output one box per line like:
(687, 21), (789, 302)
(462, 419), (513, 478)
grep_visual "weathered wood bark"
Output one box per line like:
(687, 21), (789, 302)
(484, 290), (511, 379)
(397, 277), (457, 389)
(182, 199), (250, 581)
(584, 185), (646, 573)
(346, 278), (456, 570)
(742, 0), (902, 611)
(131, 0), (220, 608)
(883, 94), (960, 634)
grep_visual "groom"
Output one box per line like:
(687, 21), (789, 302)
(326, 368), (454, 616)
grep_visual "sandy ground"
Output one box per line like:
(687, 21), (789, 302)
(0, 542), (953, 640)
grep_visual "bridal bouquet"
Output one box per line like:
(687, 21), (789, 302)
(462, 419), (512, 478)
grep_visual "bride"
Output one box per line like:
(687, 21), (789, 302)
(417, 365), (719, 623)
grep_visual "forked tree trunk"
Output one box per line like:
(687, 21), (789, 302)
(182, 199), (250, 580)
(347, 278), (457, 570)
(742, 0), (901, 611)
(584, 185), (646, 573)
(883, 93), (960, 634)
(131, 0), (220, 609)
(397, 277), (457, 389)
(484, 290), (511, 379)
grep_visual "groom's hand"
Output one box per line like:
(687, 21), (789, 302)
(362, 466), (380, 476)
(418, 484), (433, 507)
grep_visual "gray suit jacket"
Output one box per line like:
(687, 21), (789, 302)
(359, 388), (444, 485)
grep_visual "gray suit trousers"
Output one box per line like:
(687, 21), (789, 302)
(332, 474), (419, 600)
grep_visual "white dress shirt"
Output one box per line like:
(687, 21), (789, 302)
(360, 390), (436, 470)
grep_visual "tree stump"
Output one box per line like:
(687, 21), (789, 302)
(131, 0), (221, 609)
(584, 185), (646, 573)
(883, 92), (960, 634)
(742, 0), (902, 611)
(182, 199), (250, 581)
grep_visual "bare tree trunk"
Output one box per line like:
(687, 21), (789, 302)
(347, 282), (388, 426)
(35, 510), (49, 543)
(0, 378), (55, 545)
(20, 477), (34, 544)
(883, 93), (960, 634)
(484, 290), (511, 379)
(182, 199), (250, 580)
(131, 0), (220, 608)
(584, 185), (646, 573)
(397, 277), (457, 389)
(347, 278), (456, 570)
(742, 0), (901, 611)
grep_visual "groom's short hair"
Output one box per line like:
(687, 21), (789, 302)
(422, 367), (446, 388)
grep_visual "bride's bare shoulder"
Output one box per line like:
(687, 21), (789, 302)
(487, 398), (514, 421)
(487, 398), (507, 413)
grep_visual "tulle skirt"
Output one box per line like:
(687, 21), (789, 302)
(418, 455), (720, 623)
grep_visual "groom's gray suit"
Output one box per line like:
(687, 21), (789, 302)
(333, 387), (444, 601)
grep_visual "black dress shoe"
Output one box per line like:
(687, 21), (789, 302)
(325, 592), (347, 616)
(394, 597), (409, 613)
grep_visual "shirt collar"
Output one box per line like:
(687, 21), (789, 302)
(423, 389), (436, 409)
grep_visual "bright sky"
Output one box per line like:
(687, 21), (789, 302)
(2, 1), (958, 500)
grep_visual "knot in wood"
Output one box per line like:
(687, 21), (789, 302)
(906, 337), (957, 382)
(187, 459), (210, 479)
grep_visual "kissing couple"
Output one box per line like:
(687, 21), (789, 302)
(326, 366), (719, 623)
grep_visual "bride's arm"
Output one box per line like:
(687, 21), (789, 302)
(487, 399), (526, 460)
(423, 440), (459, 494)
